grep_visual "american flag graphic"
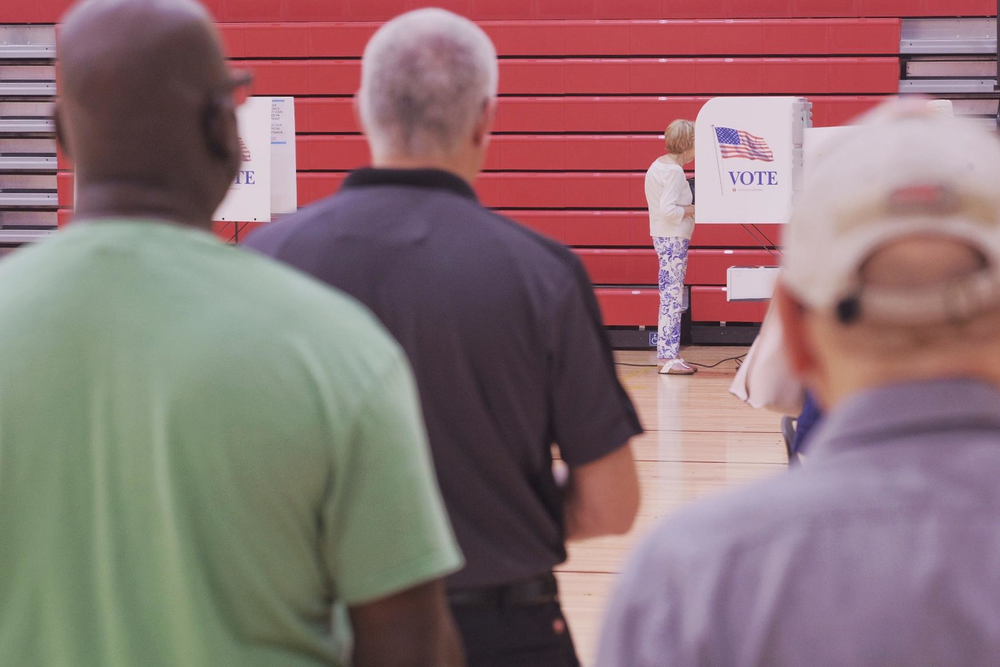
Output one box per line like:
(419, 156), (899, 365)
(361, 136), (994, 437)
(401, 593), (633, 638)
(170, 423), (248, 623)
(239, 137), (252, 163)
(714, 126), (774, 162)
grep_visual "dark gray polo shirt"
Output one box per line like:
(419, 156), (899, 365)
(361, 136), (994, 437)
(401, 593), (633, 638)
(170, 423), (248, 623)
(600, 378), (1000, 667)
(246, 168), (642, 589)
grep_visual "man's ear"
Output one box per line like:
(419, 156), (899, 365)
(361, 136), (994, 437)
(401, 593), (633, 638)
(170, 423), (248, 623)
(353, 93), (374, 163)
(352, 93), (363, 132)
(472, 98), (497, 149)
(203, 98), (239, 165)
(54, 102), (71, 161)
(774, 282), (817, 379)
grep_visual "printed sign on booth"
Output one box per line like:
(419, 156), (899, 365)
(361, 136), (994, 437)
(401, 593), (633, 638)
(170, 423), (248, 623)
(270, 98), (298, 216)
(214, 97), (272, 223)
(213, 97), (298, 224)
(694, 97), (811, 225)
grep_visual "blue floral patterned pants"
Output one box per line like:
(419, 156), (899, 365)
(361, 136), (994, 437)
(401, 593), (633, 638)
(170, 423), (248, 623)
(653, 236), (690, 360)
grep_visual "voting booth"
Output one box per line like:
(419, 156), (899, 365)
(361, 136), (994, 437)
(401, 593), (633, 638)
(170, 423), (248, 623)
(695, 97), (812, 226)
(694, 97), (811, 301)
(214, 97), (298, 224)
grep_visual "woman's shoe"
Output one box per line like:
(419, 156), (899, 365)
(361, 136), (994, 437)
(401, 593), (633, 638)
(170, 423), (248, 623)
(659, 359), (697, 375)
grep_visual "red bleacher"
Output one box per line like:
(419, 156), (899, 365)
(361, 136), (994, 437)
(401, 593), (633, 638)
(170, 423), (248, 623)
(9, 0), (995, 22)
(297, 96), (885, 133)
(502, 212), (784, 248)
(247, 58), (898, 96)
(223, 18), (901, 325)
(59, 172), (651, 209)
(219, 19), (901, 57)
(575, 248), (778, 284)
(29, 0), (997, 325)
(244, 14), (897, 325)
(300, 135), (662, 172)
(295, 95), (882, 134)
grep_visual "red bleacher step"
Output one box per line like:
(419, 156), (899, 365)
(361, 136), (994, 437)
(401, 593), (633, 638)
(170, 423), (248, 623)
(9, 0), (995, 24)
(218, 19), (900, 58)
(595, 287), (767, 327)
(574, 248), (779, 286)
(511, 211), (783, 249)
(248, 58), (899, 96)
(296, 96), (885, 134)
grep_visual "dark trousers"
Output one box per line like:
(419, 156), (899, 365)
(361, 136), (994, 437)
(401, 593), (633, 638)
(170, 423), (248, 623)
(451, 600), (581, 667)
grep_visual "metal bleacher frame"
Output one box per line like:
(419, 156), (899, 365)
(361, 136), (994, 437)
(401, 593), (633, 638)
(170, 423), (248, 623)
(899, 16), (999, 127)
(0, 24), (57, 246)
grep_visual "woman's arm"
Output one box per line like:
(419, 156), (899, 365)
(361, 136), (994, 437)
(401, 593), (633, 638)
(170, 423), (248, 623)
(656, 169), (693, 224)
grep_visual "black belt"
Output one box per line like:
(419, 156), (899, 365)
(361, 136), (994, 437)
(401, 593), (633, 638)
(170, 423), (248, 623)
(448, 572), (559, 609)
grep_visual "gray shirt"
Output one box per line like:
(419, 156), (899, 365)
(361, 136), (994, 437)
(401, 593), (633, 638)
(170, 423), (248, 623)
(599, 378), (1000, 667)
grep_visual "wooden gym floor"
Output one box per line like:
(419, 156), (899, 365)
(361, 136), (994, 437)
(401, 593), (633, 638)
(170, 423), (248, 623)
(557, 347), (789, 665)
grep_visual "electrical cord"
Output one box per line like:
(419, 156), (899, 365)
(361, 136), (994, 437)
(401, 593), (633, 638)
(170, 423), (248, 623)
(740, 224), (782, 262)
(750, 224), (781, 253)
(227, 222), (250, 245)
(688, 354), (746, 369)
(615, 354), (746, 370)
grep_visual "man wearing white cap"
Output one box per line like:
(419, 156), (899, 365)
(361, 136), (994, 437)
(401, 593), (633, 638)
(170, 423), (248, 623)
(597, 101), (1000, 666)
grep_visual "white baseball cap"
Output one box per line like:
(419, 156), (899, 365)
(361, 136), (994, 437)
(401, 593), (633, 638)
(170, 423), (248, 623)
(782, 99), (1000, 325)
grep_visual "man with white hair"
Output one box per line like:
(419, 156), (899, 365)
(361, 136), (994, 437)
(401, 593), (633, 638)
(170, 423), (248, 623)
(247, 9), (642, 665)
(598, 101), (1000, 666)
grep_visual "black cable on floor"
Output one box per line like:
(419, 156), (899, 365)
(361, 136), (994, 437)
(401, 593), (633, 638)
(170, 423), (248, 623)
(688, 354), (746, 369)
(615, 354), (746, 370)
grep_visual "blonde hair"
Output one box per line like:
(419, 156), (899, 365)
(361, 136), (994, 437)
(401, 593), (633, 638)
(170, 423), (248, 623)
(665, 119), (695, 156)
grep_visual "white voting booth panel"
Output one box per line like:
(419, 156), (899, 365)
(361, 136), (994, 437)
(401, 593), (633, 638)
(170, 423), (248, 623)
(727, 266), (780, 301)
(270, 98), (298, 216)
(803, 125), (854, 178)
(694, 97), (811, 302)
(214, 97), (298, 223)
(694, 97), (811, 226)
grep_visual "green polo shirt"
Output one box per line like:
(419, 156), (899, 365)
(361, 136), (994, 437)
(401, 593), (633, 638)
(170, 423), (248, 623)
(0, 220), (462, 666)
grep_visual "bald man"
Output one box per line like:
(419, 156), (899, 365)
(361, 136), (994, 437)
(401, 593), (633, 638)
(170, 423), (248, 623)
(600, 104), (1000, 666)
(0, 1), (465, 665)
